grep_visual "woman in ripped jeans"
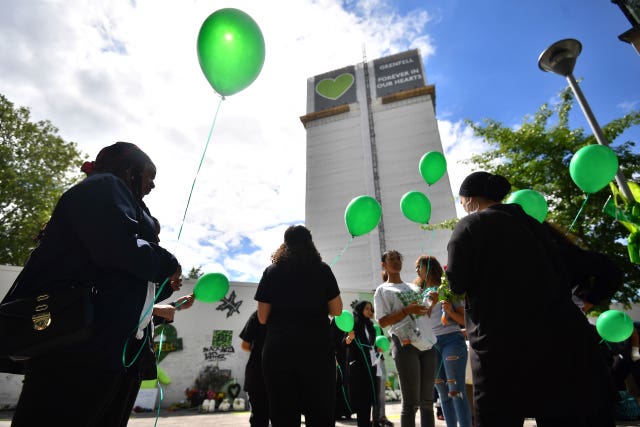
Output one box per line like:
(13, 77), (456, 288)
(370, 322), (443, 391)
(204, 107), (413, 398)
(415, 255), (472, 427)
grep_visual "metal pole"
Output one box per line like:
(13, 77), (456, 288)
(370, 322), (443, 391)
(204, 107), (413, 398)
(565, 73), (636, 202)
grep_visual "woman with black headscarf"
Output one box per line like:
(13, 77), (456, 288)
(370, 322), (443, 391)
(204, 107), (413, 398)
(343, 300), (379, 427)
(255, 225), (343, 426)
(3, 142), (182, 426)
(446, 171), (616, 427)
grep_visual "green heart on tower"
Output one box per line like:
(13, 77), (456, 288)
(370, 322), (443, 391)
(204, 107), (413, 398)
(315, 73), (354, 100)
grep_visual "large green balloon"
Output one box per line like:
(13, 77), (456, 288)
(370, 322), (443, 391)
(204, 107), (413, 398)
(419, 151), (447, 186)
(569, 145), (619, 194)
(374, 324), (383, 336)
(375, 335), (390, 352)
(596, 309), (634, 342)
(197, 8), (265, 96)
(193, 272), (229, 303)
(506, 189), (548, 223)
(400, 191), (432, 224)
(335, 310), (354, 332)
(344, 195), (382, 237)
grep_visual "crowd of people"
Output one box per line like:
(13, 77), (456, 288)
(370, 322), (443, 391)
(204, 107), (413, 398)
(1, 140), (633, 427)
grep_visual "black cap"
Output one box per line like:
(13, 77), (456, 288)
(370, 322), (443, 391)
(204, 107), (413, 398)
(459, 171), (511, 201)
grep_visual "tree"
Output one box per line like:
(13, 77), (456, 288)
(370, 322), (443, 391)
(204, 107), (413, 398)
(465, 86), (640, 306)
(0, 94), (85, 266)
(187, 266), (204, 279)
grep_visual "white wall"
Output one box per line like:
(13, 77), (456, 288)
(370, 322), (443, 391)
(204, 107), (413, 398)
(0, 265), (24, 406)
(0, 266), (388, 408)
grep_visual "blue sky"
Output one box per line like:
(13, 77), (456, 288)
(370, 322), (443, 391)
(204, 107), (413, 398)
(1, 0), (638, 283)
(401, 0), (639, 144)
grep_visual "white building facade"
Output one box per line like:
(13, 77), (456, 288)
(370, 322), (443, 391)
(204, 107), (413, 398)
(300, 49), (457, 292)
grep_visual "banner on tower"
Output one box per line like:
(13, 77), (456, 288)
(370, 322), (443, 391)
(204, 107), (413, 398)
(373, 49), (425, 98)
(313, 65), (357, 111)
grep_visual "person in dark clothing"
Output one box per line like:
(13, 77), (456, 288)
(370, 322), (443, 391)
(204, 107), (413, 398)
(604, 322), (640, 392)
(343, 300), (378, 427)
(446, 171), (617, 427)
(542, 221), (623, 312)
(331, 317), (354, 421)
(3, 142), (182, 426)
(255, 225), (343, 426)
(240, 309), (269, 427)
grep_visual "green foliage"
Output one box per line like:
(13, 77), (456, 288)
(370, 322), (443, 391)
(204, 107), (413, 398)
(437, 273), (464, 304)
(0, 94), (85, 266)
(465, 86), (640, 306)
(420, 218), (459, 231)
(187, 266), (204, 279)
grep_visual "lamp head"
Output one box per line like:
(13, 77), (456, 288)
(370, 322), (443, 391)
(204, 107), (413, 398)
(538, 38), (582, 76)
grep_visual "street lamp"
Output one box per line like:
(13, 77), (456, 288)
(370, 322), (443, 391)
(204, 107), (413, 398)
(538, 38), (635, 202)
(611, 0), (640, 55)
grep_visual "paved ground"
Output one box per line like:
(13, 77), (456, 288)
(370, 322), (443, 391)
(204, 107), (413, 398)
(1, 402), (640, 426)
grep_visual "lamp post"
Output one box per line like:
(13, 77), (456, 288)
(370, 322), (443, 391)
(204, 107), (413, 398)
(537, 38), (635, 202)
(611, 0), (640, 55)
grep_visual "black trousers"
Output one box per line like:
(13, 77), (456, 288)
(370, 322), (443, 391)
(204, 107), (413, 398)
(263, 348), (336, 427)
(248, 386), (270, 427)
(12, 360), (132, 427)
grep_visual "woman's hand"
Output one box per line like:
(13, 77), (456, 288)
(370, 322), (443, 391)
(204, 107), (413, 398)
(175, 294), (195, 310)
(345, 331), (355, 345)
(442, 300), (453, 314)
(405, 302), (429, 316)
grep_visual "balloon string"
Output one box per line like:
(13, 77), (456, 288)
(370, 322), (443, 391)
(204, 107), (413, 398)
(354, 337), (378, 414)
(177, 95), (224, 241)
(567, 193), (590, 234)
(429, 229), (434, 253)
(335, 361), (354, 413)
(153, 326), (166, 426)
(330, 235), (355, 267)
(420, 227), (434, 256)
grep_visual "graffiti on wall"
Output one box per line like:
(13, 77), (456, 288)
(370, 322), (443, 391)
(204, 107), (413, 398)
(203, 329), (235, 361)
(153, 324), (183, 363)
(216, 290), (242, 318)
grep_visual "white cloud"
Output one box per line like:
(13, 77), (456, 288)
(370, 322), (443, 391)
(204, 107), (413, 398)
(0, 0), (445, 282)
(437, 119), (490, 217)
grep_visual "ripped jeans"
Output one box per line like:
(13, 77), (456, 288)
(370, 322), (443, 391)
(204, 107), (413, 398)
(434, 331), (473, 427)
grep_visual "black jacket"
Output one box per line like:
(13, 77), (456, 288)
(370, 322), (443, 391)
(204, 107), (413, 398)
(2, 173), (178, 373)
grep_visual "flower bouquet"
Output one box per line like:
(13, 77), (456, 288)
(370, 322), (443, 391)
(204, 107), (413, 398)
(185, 387), (206, 407)
(437, 267), (464, 325)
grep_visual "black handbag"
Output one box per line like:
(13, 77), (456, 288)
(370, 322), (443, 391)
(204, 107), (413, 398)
(0, 286), (96, 361)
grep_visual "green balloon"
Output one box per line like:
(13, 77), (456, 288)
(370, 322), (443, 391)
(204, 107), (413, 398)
(335, 310), (354, 332)
(419, 151), (447, 186)
(197, 8), (265, 96)
(193, 272), (229, 303)
(596, 309), (634, 343)
(506, 189), (548, 223)
(569, 145), (618, 194)
(374, 324), (383, 336)
(375, 335), (390, 352)
(400, 191), (431, 224)
(344, 195), (382, 237)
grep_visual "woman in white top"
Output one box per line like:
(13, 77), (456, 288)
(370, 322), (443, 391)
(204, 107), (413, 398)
(374, 250), (437, 427)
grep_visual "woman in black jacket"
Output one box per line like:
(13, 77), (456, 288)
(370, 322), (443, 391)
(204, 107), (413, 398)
(4, 142), (182, 426)
(446, 171), (616, 427)
(344, 300), (379, 427)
